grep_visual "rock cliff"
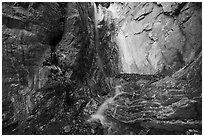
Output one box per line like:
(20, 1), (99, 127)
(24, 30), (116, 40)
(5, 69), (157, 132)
(97, 2), (201, 75)
(2, 2), (202, 135)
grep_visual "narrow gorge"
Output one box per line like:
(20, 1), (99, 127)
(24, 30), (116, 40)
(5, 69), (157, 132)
(2, 2), (202, 135)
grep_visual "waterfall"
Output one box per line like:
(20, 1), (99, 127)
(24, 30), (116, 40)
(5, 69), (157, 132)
(87, 2), (124, 128)
(87, 85), (124, 126)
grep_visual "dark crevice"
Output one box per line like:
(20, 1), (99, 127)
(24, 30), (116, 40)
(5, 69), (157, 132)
(173, 2), (187, 16)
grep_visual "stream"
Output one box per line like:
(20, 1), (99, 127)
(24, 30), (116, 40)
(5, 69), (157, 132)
(87, 85), (124, 126)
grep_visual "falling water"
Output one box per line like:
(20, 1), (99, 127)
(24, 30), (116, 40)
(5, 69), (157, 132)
(87, 85), (124, 127)
(87, 2), (124, 128)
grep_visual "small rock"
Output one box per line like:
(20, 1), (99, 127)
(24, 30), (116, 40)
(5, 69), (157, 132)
(51, 118), (56, 122)
(91, 129), (95, 134)
(63, 125), (71, 133)
(39, 126), (44, 131)
(129, 131), (134, 135)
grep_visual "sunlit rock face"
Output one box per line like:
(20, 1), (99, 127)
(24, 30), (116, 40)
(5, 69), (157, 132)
(86, 2), (202, 134)
(98, 2), (202, 75)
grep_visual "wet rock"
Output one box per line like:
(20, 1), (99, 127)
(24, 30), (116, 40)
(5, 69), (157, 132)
(178, 3), (202, 64)
(133, 3), (154, 21)
(141, 120), (201, 132)
(97, 2), (201, 75)
(157, 2), (185, 15)
(2, 2), (202, 135)
(186, 129), (202, 135)
(63, 125), (71, 133)
(91, 128), (98, 134)
(2, 3), (66, 134)
(102, 52), (201, 134)
(57, 2), (95, 81)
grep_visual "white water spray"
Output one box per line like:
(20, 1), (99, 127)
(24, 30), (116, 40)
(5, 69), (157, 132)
(88, 2), (124, 128)
(87, 85), (124, 127)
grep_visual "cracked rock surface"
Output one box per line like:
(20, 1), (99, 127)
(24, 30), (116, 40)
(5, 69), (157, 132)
(102, 2), (201, 75)
(2, 2), (202, 135)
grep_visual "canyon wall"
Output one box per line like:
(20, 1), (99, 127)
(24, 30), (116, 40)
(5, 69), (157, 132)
(2, 2), (202, 135)
(85, 2), (202, 134)
(97, 2), (201, 75)
(2, 2), (66, 133)
(2, 2), (98, 134)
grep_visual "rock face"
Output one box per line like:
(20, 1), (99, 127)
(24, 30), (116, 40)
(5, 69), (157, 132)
(103, 52), (202, 134)
(84, 52), (201, 135)
(2, 2), (98, 135)
(97, 2), (201, 75)
(2, 2), (202, 135)
(84, 2), (202, 135)
(2, 2), (66, 134)
(56, 2), (95, 81)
